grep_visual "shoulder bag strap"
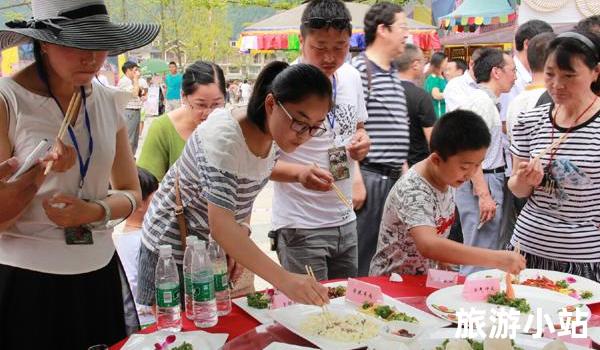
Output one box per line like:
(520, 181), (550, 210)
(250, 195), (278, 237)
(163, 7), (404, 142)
(174, 169), (189, 251)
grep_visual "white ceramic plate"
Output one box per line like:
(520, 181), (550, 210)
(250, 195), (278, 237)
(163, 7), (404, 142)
(331, 294), (451, 329)
(468, 269), (600, 305)
(262, 342), (318, 350)
(232, 281), (348, 324)
(120, 330), (228, 350)
(589, 327), (600, 347)
(418, 328), (590, 350)
(270, 303), (383, 350)
(426, 284), (591, 329)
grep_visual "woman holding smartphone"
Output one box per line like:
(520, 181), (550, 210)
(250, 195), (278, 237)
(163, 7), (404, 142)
(0, 1), (159, 349)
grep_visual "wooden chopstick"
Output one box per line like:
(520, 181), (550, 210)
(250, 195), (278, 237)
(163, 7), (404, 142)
(305, 265), (330, 314)
(44, 92), (81, 175)
(534, 133), (568, 161)
(311, 163), (353, 209)
(514, 241), (521, 284)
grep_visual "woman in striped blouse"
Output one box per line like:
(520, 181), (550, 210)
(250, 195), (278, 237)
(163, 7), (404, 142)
(137, 61), (333, 307)
(508, 30), (600, 282)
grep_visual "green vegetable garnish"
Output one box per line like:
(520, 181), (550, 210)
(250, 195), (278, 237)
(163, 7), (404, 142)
(487, 291), (531, 313)
(171, 342), (193, 350)
(581, 291), (593, 299)
(246, 292), (270, 309)
(556, 280), (569, 289)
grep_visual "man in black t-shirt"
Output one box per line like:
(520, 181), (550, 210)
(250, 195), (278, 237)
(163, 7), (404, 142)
(395, 44), (436, 167)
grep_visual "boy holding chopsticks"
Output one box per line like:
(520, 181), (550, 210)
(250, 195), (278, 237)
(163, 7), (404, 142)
(369, 110), (525, 277)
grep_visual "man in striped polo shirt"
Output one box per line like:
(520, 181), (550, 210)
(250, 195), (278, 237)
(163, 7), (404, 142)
(351, 2), (409, 276)
(455, 48), (516, 275)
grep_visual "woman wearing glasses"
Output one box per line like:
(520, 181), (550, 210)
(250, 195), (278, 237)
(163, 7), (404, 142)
(137, 61), (333, 308)
(137, 61), (226, 184)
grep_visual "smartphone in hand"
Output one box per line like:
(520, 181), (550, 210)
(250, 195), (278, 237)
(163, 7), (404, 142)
(8, 139), (50, 182)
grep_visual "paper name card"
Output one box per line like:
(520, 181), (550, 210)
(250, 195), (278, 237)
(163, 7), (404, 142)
(543, 328), (592, 348)
(426, 269), (459, 289)
(346, 278), (383, 305)
(462, 278), (500, 301)
(270, 291), (294, 309)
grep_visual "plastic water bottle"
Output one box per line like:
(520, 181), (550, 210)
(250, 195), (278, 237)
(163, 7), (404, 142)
(209, 240), (232, 316)
(183, 236), (199, 320)
(191, 240), (218, 328)
(155, 245), (182, 332)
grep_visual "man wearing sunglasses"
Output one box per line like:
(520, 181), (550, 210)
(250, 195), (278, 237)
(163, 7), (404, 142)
(350, 2), (409, 276)
(270, 0), (370, 281)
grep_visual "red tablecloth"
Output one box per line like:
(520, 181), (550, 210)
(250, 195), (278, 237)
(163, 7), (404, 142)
(110, 275), (600, 349)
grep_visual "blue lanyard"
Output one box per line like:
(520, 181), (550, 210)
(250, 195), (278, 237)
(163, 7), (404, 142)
(65, 87), (94, 193)
(327, 75), (337, 130)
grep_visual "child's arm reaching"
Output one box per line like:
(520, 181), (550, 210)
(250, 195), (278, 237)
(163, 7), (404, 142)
(410, 226), (526, 274)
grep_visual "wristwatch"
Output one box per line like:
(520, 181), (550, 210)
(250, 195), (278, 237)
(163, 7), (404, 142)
(85, 199), (111, 230)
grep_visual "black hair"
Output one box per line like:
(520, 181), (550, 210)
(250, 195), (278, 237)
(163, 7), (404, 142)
(429, 51), (447, 69)
(546, 30), (600, 94)
(363, 2), (403, 47)
(121, 61), (139, 75)
(514, 19), (553, 51)
(300, 0), (352, 37)
(169, 61), (177, 66)
(181, 60), (226, 97)
(395, 43), (421, 72)
(575, 15), (600, 35)
(137, 167), (159, 201)
(430, 109), (491, 161)
(247, 61), (332, 133)
(527, 32), (557, 73)
(450, 58), (468, 74)
(473, 48), (506, 83)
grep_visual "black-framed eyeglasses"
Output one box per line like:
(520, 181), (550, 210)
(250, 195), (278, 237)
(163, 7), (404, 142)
(302, 17), (350, 30)
(277, 101), (326, 137)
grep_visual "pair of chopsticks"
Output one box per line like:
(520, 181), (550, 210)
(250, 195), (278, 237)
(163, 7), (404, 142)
(533, 133), (569, 162)
(44, 92), (81, 175)
(305, 265), (332, 325)
(312, 163), (353, 209)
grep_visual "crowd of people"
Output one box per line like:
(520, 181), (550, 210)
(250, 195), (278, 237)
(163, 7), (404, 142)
(0, 0), (599, 348)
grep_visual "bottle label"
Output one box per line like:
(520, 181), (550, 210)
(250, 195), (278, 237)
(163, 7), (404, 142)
(156, 286), (180, 308)
(193, 280), (215, 302)
(214, 272), (229, 292)
(184, 275), (192, 296)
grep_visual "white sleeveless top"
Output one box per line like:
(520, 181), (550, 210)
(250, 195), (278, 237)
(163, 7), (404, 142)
(0, 78), (129, 274)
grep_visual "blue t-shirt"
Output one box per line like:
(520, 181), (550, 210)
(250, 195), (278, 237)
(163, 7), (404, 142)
(165, 73), (182, 101)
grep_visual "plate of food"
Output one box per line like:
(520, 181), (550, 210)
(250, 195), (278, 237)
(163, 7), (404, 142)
(269, 303), (383, 350)
(421, 328), (589, 350)
(120, 330), (228, 350)
(426, 284), (591, 330)
(232, 281), (348, 324)
(332, 294), (451, 329)
(467, 269), (599, 305)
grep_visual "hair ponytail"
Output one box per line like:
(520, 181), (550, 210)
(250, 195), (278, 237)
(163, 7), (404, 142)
(247, 61), (290, 132)
(247, 61), (332, 132)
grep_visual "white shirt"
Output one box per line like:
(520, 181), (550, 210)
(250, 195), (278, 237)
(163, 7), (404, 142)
(499, 55), (531, 121)
(240, 83), (252, 99)
(272, 63), (368, 230)
(0, 79), (129, 274)
(462, 87), (505, 170)
(444, 71), (478, 112)
(118, 75), (148, 110)
(505, 86), (546, 140)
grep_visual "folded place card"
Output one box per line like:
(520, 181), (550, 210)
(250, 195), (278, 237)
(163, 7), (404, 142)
(462, 278), (500, 301)
(426, 269), (459, 289)
(270, 291), (294, 309)
(345, 278), (383, 305)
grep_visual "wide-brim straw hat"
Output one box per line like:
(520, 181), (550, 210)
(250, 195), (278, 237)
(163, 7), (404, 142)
(0, 0), (160, 56)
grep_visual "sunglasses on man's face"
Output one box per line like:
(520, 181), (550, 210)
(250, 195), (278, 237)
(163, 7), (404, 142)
(303, 17), (350, 30)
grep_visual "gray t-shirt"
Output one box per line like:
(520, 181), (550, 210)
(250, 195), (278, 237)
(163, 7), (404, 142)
(369, 168), (455, 276)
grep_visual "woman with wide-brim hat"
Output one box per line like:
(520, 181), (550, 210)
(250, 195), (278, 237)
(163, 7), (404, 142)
(0, 1), (159, 349)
